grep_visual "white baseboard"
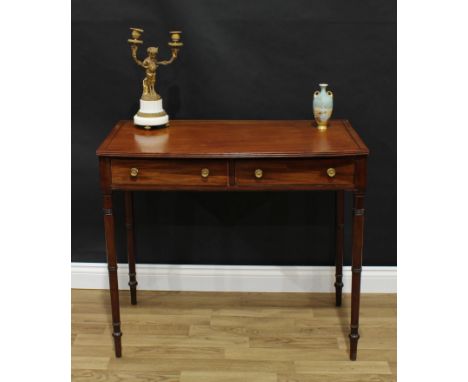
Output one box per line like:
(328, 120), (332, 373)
(71, 263), (396, 293)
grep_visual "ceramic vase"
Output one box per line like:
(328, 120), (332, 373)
(313, 83), (333, 131)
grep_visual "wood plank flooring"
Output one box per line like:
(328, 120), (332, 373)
(72, 290), (396, 382)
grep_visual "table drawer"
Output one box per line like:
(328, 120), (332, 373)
(235, 159), (355, 187)
(111, 159), (228, 187)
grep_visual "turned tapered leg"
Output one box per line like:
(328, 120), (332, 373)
(349, 192), (365, 361)
(335, 191), (345, 307)
(103, 193), (122, 357)
(124, 192), (138, 305)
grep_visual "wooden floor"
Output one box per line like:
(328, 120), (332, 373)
(72, 289), (396, 382)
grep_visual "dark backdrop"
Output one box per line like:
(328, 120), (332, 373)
(72, 0), (396, 266)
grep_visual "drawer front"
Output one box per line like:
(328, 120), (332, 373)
(235, 159), (355, 187)
(111, 159), (228, 187)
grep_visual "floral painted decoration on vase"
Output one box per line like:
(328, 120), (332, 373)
(313, 83), (333, 131)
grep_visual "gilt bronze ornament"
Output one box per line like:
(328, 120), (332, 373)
(128, 28), (183, 128)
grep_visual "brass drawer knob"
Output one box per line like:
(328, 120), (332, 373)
(327, 168), (336, 178)
(254, 169), (263, 179)
(201, 168), (210, 178)
(130, 167), (139, 177)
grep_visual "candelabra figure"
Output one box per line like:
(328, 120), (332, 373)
(128, 28), (183, 129)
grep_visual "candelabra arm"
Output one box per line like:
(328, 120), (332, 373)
(130, 45), (145, 68)
(157, 49), (179, 66)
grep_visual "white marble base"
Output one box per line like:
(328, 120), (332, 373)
(134, 114), (168, 127)
(134, 98), (169, 127)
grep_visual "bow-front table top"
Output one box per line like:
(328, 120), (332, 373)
(97, 119), (369, 158)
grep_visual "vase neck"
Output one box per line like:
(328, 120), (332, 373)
(319, 83), (328, 93)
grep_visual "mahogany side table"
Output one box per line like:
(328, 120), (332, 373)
(96, 119), (369, 360)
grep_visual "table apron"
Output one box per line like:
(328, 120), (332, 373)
(108, 157), (362, 191)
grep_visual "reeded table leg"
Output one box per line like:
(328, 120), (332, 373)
(335, 191), (345, 307)
(103, 193), (122, 357)
(349, 192), (365, 361)
(124, 191), (138, 305)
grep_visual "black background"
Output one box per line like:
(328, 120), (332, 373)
(72, 0), (396, 266)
